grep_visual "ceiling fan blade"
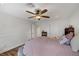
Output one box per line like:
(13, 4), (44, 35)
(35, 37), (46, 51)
(41, 16), (50, 18)
(28, 16), (35, 18)
(41, 9), (48, 14)
(26, 11), (35, 15)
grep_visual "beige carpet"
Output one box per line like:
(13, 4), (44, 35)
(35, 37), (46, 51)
(23, 37), (79, 56)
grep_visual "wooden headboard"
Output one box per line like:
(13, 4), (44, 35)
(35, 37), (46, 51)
(64, 26), (75, 36)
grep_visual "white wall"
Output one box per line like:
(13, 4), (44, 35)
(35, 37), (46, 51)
(69, 9), (79, 35)
(0, 12), (32, 53)
(35, 19), (70, 37)
(50, 19), (70, 36)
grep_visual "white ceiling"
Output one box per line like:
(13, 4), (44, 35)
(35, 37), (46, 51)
(0, 3), (79, 21)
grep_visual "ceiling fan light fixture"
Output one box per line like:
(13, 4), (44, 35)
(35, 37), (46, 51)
(36, 16), (41, 19)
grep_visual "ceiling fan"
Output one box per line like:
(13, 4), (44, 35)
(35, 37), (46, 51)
(26, 9), (50, 20)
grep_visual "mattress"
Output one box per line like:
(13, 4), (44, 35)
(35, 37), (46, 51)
(23, 37), (79, 56)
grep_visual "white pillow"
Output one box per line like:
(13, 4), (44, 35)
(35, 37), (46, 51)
(48, 35), (60, 40)
(71, 34), (79, 52)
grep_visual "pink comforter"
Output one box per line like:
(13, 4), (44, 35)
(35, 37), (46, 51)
(23, 37), (79, 56)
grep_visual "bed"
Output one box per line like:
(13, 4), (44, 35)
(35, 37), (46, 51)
(21, 36), (79, 56)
